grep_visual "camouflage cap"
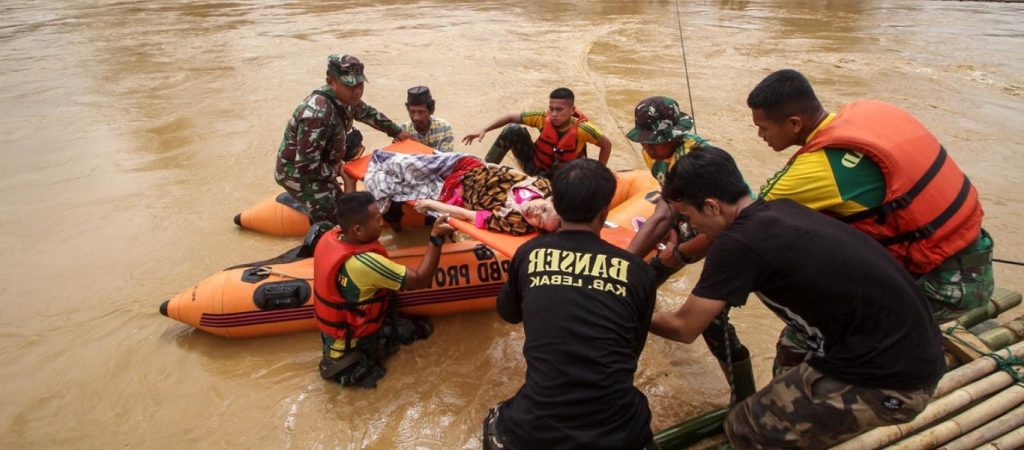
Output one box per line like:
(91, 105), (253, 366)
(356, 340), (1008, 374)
(327, 54), (367, 87)
(626, 96), (695, 144)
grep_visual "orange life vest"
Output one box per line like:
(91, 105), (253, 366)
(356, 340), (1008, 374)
(313, 229), (394, 342)
(796, 100), (983, 274)
(533, 111), (589, 173)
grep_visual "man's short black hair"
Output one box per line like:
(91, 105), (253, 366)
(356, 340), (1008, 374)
(549, 87), (575, 103)
(746, 69), (823, 122)
(662, 145), (749, 208)
(334, 192), (375, 230)
(551, 159), (615, 223)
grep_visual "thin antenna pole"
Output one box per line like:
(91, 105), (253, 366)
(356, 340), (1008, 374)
(674, 0), (697, 134)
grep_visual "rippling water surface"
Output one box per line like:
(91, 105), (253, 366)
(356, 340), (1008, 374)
(1, 1), (1022, 448)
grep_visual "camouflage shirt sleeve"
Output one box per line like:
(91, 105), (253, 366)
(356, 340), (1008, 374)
(277, 94), (335, 181)
(353, 102), (402, 137)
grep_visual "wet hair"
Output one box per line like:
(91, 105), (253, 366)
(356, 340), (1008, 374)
(746, 69), (823, 122)
(662, 145), (749, 208)
(551, 159), (615, 223)
(334, 192), (375, 230)
(549, 87), (575, 104)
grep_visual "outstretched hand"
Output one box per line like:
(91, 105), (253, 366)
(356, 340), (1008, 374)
(461, 131), (486, 146)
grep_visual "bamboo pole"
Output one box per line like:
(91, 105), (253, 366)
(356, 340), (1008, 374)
(946, 287), (1022, 330)
(975, 426), (1024, 450)
(936, 341), (1024, 397)
(831, 363), (1024, 450)
(886, 384), (1024, 449)
(976, 315), (1024, 352)
(652, 407), (728, 449)
(946, 289), (1019, 332)
(940, 403), (1024, 450)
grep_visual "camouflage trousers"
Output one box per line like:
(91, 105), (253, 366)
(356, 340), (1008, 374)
(917, 228), (995, 321)
(319, 313), (432, 388)
(276, 175), (340, 232)
(724, 362), (934, 449)
(484, 125), (542, 176)
(772, 229), (994, 375)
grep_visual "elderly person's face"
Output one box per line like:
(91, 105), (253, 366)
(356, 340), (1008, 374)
(522, 198), (560, 232)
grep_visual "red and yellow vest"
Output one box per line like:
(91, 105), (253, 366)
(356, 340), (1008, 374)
(533, 111), (588, 173)
(796, 100), (983, 274)
(313, 229), (393, 341)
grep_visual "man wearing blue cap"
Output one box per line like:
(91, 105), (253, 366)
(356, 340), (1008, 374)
(275, 54), (412, 232)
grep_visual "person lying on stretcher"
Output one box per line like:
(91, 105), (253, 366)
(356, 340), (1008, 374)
(345, 150), (561, 236)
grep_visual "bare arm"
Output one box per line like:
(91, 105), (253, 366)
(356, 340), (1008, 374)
(337, 163), (357, 193)
(403, 215), (456, 289)
(627, 198), (675, 255)
(595, 134), (612, 166)
(461, 113), (522, 145)
(414, 199), (476, 222)
(650, 293), (727, 343)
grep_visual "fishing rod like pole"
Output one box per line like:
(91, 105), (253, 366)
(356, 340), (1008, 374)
(994, 258), (1024, 267)
(674, 0), (697, 134)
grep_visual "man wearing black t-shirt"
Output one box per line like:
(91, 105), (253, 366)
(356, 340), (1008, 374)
(484, 159), (658, 450)
(651, 146), (945, 448)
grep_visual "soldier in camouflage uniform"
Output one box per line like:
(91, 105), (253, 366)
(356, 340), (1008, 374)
(624, 96), (757, 406)
(275, 54), (411, 232)
(651, 147), (944, 448)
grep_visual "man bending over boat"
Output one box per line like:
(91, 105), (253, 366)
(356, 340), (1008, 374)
(312, 192), (453, 388)
(747, 69), (993, 374)
(275, 54), (412, 233)
(650, 146), (944, 448)
(349, 150), (561, 235)
(461, 87), (612, 178)
(624, 96), (756, 406)
(484, 159), (658, 450)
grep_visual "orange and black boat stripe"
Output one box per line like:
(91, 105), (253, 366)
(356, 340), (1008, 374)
(199, 283), (504, 328)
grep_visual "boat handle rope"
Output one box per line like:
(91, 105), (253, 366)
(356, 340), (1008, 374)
(252, 266), (313, 280)
(942, 325), (1024, 382)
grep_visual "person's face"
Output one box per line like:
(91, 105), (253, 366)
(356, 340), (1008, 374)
(407, 104), (431, 131)
(641, 141), (678, 161)
(548, 98), (575, 128)
(751, 108), (800, 152)
(328, 77), (364, 107)
(669, 199), (726, 241)
(349, 203), (384, 243)
(522, 198), (560, 232)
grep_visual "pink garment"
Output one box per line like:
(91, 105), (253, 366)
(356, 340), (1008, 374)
(474, 188), (539, 229)
(475, 210), (492, 229)
(512, 187), (541, 205)
(440, 186), (464, 206)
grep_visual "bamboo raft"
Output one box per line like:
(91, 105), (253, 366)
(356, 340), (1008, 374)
(653, 287), (1024, 450)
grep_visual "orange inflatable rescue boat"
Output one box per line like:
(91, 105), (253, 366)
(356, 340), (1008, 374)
(164, 161), (661, 339)
(160, 241), (510, 338)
